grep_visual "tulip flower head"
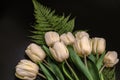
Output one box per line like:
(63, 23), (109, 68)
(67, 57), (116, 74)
(75, 31), (89, 39)
(74, 36), (92, 56)
(104, 51), (119, 67)
(49, 42), (69, 62)
(45, 31), (60, 46)
(15, 59), (39, 80)
(92, 37), (106, 54)
(60, 32), (75, 45)
(25, 43), (46, 63)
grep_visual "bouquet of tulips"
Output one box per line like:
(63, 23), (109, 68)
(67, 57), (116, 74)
(15, 0), (119, 80)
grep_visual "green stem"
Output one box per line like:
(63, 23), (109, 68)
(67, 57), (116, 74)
(37, 73), (46, 79)
(96, 53), (99, 60)
(99, 64), (105, 73)
(43, 60), (49, 65)
(84, 55), (88, 68)
(100, 73), (104, 80)
(65, 60), (79, 80)
(62, 62), (73, 80)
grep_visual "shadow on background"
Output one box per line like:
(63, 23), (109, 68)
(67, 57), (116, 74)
(0, 0), (120, 80)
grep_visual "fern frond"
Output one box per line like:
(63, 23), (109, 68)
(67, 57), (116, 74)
(31, 0), (75, 45)
(102, 67), (115, 80)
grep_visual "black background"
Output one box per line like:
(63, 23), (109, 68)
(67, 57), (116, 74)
(0, 0), (120, 80)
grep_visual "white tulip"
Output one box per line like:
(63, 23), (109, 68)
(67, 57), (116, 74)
(74, 36), (92, 56)
(45, 31), (60, 46)
(15, 59), (39, 80)
(92, 37), (106, 54)
(25, 43), (46, 63)
(49, 42), (69, 62)
(104, 51), (119, 67)
(60, 32), (75, 45)
(75, 31), (89, 39)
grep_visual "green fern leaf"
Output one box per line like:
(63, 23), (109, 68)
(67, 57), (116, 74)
(102, 67), (116, 80)
(31, 0), (75, 45)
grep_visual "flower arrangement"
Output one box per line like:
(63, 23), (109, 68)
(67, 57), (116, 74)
(15, 0), (119, 80)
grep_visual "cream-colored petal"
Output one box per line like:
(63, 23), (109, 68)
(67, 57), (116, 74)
(50, 42), (69, 62)
(92, 38), (98, 53)
(25, 49), (40, 62)
(73, 39), (83, 56)
(45, 31), (60, 46)
(80, 36), (91, 55)
(19, 60), (39, 71)
(16, 68), (36, 77)
(67, 32), (75, 44)
(97, 38), (106, 54)
(104, 51), (119, 67)
(49, 47), (59, 61)
(60, 33), (70, 45)
(16, 64), (38, 74)
(25, 43), (46, 63)
(75, 31), (89, 39)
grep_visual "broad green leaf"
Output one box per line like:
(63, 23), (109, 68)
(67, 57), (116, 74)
(96, 51), (106, 70)
(88, 54), (97, 63)
(47, 61), (65, 80)
(42, 45), (53, 59)
(44, 63), (62, 80)
(87, 59), (100, 80)
(67, 46), (93, 80)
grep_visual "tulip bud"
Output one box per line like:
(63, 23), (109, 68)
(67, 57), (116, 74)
(104, 51), (119, 67)
(49, 42), (69, 62)
(25, 43), (46, 63)
(45, 31), (60, 46)
(15, 59), (39, 80)
(75, 31), (89, 39)
(73, 36), (92, 56)
(60, 32), (75, 45)
(92, 37), (106, 54)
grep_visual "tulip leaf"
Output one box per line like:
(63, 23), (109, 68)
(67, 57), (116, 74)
(87, 59), (100, 80)
(48, 62), (65, 80)
(38, 63), (54, 80)
(88, 53), (97, 63)
(43, 63), (60, 80)
(96, 51), (106, 70)
(67, 46), (93, 80)
(44, 58), (65, 80)
(42, 45), (53, 59)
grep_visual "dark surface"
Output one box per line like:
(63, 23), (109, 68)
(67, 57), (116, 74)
(0, 0), (120, 80)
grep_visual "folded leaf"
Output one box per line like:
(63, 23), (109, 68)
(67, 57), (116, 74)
(88, 54), (97, 63)
(42, 45), (53, 59)
(87, 59), (100, 80)
(38, 63), (54, 80)
(96, 51), (106, 70)
(43, 58), (65, 80)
